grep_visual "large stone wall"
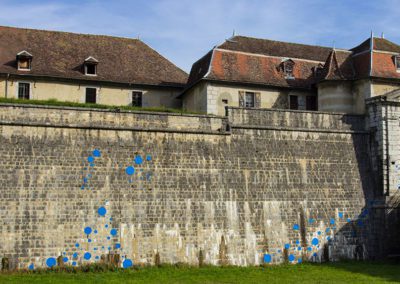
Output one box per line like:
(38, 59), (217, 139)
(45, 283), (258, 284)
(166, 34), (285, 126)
(0, 104), (376, 269)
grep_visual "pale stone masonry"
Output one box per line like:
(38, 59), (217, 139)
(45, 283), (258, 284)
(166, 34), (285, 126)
(0, 103), (385, 269)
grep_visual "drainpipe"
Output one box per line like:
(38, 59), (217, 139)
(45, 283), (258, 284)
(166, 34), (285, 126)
(5, 73), (10, 98)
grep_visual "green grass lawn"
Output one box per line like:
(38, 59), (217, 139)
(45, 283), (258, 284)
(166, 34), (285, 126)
(0, 262), (399, 284)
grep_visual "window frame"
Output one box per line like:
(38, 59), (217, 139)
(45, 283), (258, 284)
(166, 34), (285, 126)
(84, 63), (97, 76)
(132, 91), (143, 107)
(85, 87), (97, 104)
(17, 58), (32, 71)
(244, 92), (255, 108)
(283, 59), (295, 79)
(17, 82), (31, 100)
(396, 55), (400, 72)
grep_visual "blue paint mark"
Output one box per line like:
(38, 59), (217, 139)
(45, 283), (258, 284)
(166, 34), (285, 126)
(339, 212), (344, 218)
(84, 227), (92, 235)
(288, 254), (295, 262)
(87, 156), (94, 163)
(72, 261), (77, 266)
(115, 243), (121, 249)
(63, 257), (68, 263)
(110, 229), (117, 236)
(134, 155), (143, 165)
(126, 166), (135, 175)
(28, 263), (34, 270)
(263, 254), (272, 263)
(98, 207), (107, 217)
(84, 252), (91, 260)
(46, 257), (56, 268)
(330, 218), (335, 225)
(75, 243), (80, 248)
(293, 224), (299, 230)
(93, 149), (101, 157)
(123, 259), (133, 268)
(312, 238), (319, 246)
(73, 252), (78, 259)
(146, 155), (152, 161)
(284, 243), (290, 249)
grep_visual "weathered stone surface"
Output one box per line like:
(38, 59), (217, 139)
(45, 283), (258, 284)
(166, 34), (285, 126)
(0, 104), (376, 268)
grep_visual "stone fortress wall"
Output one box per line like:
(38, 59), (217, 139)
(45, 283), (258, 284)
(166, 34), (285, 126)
(0, 103), (392, 269)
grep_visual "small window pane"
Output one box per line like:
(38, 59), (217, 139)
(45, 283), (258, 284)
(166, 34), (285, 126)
(396, 56), (400, 69)
(132, 91), (142, 107)
(85, 64), (97, 75)
(289, 95), (298, 110)
(86, 88), (97, 103)
(245, 92), (255, 108)
(18, 83), (30, 99)
(18, 59), (31, 70)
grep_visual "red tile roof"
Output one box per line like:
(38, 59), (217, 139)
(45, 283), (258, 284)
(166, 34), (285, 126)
(0, 26), (188, 87)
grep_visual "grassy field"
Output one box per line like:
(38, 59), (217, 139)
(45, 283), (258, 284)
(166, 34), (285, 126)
(0, 262), (399, 284)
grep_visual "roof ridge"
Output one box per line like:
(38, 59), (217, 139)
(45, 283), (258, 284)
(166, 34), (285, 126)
(0, 25), (141, 42)
(231, 35), (349, 52)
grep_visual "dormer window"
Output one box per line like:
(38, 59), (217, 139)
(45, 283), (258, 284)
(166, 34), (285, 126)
(395, 55), (400, 71)
(282, 58), (295, 79)
(84, 56), (98, 76)
(16, 50), (33, 71)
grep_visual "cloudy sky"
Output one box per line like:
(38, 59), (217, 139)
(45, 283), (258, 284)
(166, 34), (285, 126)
(0, 0), (398, 72)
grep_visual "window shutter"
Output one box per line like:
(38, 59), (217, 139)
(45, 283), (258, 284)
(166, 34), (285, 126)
(255, 92), (261, 108)
(239, 91), (245, 107)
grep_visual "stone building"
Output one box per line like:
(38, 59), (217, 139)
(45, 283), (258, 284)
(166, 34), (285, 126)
(0, 26), (188, 108)
(181, 34), (400, 116)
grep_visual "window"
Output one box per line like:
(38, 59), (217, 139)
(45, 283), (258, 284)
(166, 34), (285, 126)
(85, 64), (97, 75)
(84, 56), (98, 76)
(222, 99), (228, 104)
(306, 96), (317, 110)
(18, 82), (30, 99)
(85, 88), (97, 103)
(283, 59), (295, 79)
(16, 50), (33, 71)
(396, 55), (400, 71)
(289, 95), (298, 110)
(245, 92), (255, 107)
(132, 91), (142, 107)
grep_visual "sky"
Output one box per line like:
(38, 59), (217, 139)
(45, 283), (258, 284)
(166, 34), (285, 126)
(0, 0), (399, 72)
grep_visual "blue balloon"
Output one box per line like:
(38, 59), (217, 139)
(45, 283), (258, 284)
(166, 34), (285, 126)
(293, 224), (299, 230)
(84, 252), (91, 260)
(84, 227), (92, 235)
(87, 156), (94, 163)
(263, 254), (272, 263)
(93, 149), (101, 157)
(288, 254), (295, 262)
(134, 155), (143, 165)
(98, 207), (107, 216)
(123, 259), (133, 268)
(46, 257), (56, 268)
(126, 166), (135, 175)
(110, 228), (117, 236)
(312, 238), (319, 246)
